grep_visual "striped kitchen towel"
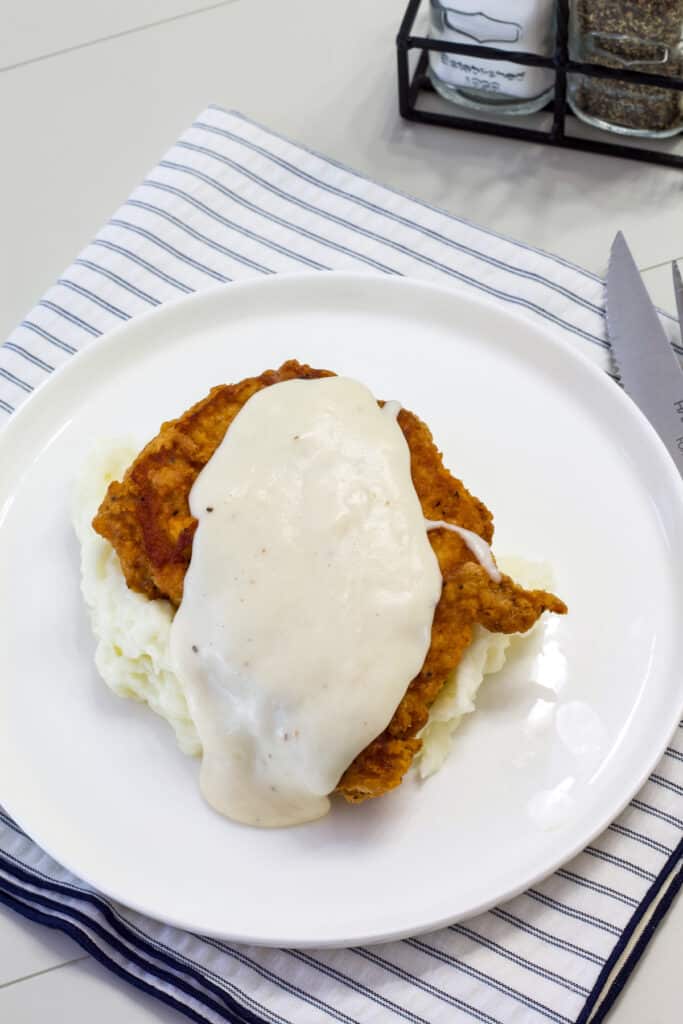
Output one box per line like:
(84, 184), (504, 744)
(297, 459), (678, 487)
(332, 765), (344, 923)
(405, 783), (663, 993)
(1, 106), (681, 1024)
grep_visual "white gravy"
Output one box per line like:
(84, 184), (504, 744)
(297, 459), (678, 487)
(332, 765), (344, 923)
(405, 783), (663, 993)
(383, 400), (402, 419)
(170, 377), (443, 827)
(424, 520), (501, 582)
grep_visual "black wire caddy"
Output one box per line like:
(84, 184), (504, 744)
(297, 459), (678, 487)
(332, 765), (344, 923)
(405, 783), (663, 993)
(397, 0), (683, 168)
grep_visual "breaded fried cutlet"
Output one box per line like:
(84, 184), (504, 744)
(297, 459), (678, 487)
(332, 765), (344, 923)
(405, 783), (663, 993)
(93, 360), (566, 802)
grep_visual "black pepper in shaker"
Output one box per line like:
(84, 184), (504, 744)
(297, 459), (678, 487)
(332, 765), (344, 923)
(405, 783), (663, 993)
(569, 0), (683, 137)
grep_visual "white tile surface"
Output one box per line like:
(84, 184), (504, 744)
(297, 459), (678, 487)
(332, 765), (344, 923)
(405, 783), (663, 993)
(1, 0), (682, 1021)
(0, 908), (83, 987)
(1, 899), (682, 1023)
(0, 0), (236, 69)
(641, 261), (682, 320)
(608, 894), (683, 1024)
(1, 0), (682, 341)
(0, 956), (186, 1022)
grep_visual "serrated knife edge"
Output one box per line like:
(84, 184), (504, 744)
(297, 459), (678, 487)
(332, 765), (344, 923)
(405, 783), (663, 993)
(606, 233), (683, 477)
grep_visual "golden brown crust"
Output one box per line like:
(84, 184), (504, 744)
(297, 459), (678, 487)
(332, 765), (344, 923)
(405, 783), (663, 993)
(92, 361), (333, 604)
(338, 563), (565, 801)
(93, 359), (566, 804)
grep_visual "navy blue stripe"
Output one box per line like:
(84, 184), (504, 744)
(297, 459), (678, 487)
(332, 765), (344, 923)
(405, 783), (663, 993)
(38, 300), (101, 337)
(0, 865), (257, 1024)
(0, 848), (277, 1024)
(109, 218), (231, 284)
(288, 949), (431, 1024)
(584, 846), (656, 882)
(84, 909), (287, 1024)
(489, 908), (603, 966)
(57, 278), (131, 320)
(650, 773), (683, 796)
(0, 367), (32, 393)
(1, 108), (679, 1024)
(665, 746), (683, 762)
(450, 924), (590, 996)
(608, 822), (673, 857)
(631, 797), (683, 829)
(2, 341), (54, 372)
(0, 818), (286, 1024)
(177, 137), (608, 351)
(0, 811), (24, 835)
(193, 118), (606, 317)
(526, 891), (621, 936)
(74, 258), (161, 306)
(557, 869), (638, 908)
(149, 168), (397, 276)
(0, 398), (14, 414)
(577, 839), (683, 1024)
(222, 106), (607, 284)
(144, 178), (330, 272)
(92, 238), (193, 293)
(136, 937), (287, 1024)
(20, 320), (77, 355)
(125, 200), (274, 276)
(63, 901), (289, 1024)
(207, 940), (361, 1024)
(156, 160), (399, 275)
(406, 937), (573, 1024)
(0, 892), (221, 1024)
(353, 947), (505, 1024)
(588, 854), (683, 1024)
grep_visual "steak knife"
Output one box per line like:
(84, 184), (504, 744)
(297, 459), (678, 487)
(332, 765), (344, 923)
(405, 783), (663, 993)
(606, 232), (683, 477)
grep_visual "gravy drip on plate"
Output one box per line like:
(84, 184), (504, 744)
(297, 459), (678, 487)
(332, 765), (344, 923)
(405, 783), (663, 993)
(170, 377), (443, 827)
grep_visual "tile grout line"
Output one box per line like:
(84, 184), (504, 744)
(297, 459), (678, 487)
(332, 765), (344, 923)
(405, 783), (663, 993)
(0, 0), (239, 74)
(0, 955), (90, 991)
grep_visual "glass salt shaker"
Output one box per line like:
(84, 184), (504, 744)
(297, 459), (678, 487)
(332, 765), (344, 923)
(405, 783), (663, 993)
(568, 0), (683, 138)
(428, 0), (556, 116)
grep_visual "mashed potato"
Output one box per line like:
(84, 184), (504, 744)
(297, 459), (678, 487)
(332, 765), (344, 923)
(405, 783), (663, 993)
(74, 444), (201, 756)
(74, 445), (552, 777)
(416, 556), (555, 778)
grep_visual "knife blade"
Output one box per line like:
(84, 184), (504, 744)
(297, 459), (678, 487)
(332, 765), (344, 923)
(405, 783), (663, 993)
(673, 259), (683, 333)
(606, 232), (683, 477)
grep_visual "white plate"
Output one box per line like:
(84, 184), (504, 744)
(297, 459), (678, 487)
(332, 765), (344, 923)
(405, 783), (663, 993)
(1, 273), (683, 948)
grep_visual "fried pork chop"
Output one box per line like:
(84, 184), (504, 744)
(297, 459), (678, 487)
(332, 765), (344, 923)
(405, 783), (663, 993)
(93, 360), (566, 802)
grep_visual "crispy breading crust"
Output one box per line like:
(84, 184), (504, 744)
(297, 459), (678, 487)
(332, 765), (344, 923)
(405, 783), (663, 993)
(93, 362), (333, 605)
(93, 360), (566, 803)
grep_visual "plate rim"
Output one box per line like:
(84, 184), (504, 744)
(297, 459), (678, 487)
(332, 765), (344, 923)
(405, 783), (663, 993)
(2, 270), (683, 948)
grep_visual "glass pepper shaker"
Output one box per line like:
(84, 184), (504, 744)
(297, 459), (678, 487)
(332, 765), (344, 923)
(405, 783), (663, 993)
(428, 0), (556, 116)
(568, 0), (683, 138)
